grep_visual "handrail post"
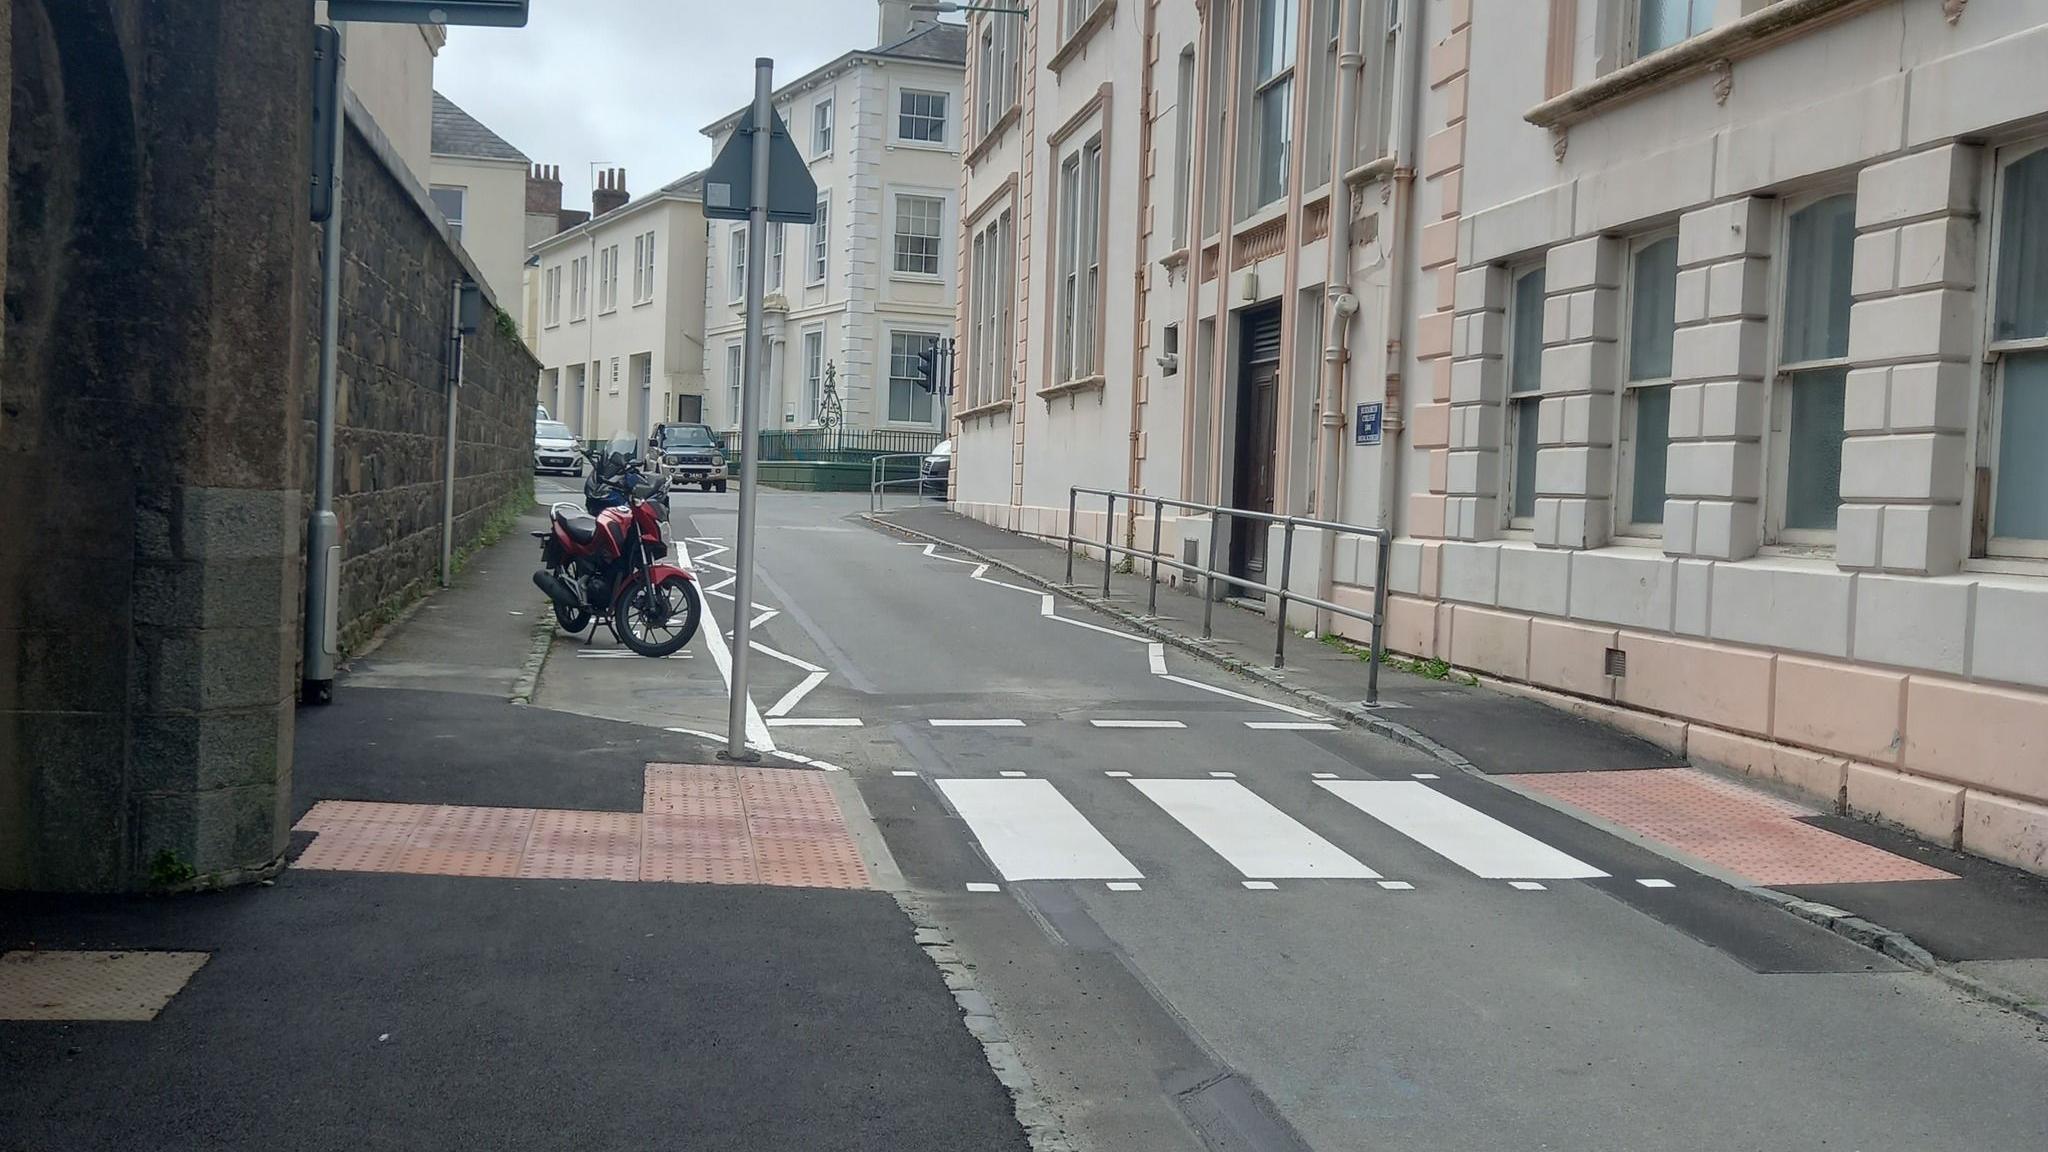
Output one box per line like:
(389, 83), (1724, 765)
(1147, 496), (1163, 617)
(1202, 507), (1220, 639)
(1065, 488), (1078, 585)
(1367, 528), (1391, 706)
(1101, 493), (1115, 597)
(1274, 520), (1295, 668)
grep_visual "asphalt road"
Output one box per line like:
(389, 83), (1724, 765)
(534, 483), (2048, 1152)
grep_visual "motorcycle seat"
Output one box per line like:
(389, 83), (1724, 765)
(552, 508), (599, 544)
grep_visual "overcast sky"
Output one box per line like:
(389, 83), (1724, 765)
(435, 1), (892, 209)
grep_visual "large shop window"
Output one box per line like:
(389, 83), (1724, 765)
(1621, 234), (1678, 530)
(1505, 265), (1547, 527)
(1989, 144), (2048, 553)
(1773, 194), (1856, 540)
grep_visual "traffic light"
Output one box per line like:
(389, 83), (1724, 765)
(915, 344), (941, 394)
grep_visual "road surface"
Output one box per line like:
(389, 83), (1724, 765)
(531, 479), (2048, 1152)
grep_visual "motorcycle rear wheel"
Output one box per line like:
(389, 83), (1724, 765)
(615, 573), (701, 658)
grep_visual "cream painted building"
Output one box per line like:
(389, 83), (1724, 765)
(530, 173), (711, 441)
(429, 92), (531, 313)
(953, 0), (2048, 876)
(318, 5), (443, 185)
(699, 2), (966, 435)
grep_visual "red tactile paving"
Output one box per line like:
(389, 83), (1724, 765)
(520, 810), (643, 882)
(1506, 767), (1957, 886)
(292, 764), (869, 890)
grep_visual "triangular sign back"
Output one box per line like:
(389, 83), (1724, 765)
(702, 107), (817, 225)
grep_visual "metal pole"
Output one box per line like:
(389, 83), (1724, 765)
(1101, 493), (1115, 597)
(1274, 520), (1295, 668)
(725, 58), (774, 763)
(1147, 497), (1163, 616)
(302, 27), (346, 705)
(1064, 488), (1078, 585)
(1367, 528), (1391, 706)
(440, 281), (462, 588)
(1202, 507), (1220, 640)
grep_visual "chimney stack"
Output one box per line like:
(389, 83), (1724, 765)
(525, 164), (569, 245)
(592, 167), (629, 218)
(876, 0), (934, 47)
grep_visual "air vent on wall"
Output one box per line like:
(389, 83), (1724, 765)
(1604, 648), (1627, 678)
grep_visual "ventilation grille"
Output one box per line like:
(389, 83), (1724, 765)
(1604, 648), (1627, 678)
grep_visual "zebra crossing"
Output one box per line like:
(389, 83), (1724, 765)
(921, 771), (1635, 893)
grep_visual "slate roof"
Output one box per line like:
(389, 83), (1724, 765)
(431, 91), (528, 163)
(875, 20), (969, 64)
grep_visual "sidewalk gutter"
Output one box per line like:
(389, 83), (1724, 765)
(863, 511), (2047, 1028)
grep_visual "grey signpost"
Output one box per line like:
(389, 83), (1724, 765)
(702, 59), (817, 760)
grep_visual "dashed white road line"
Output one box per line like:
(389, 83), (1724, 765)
(966, 882), (1001, 893)
(1148, 642), (1168, 675)
(1242, 881), (1279, 891)
(1105, 881), (1143, 892)
(1509, 881), (1548, 891)
(1246, 721), (1337, 731)
(1091, 719), (1186, 729)
(766, 717), (862, 728)
(1637, 878), (1676, 889)
(930, 718), (1027, 728)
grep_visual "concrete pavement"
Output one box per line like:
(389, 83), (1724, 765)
(0, 486), (1032, 1152)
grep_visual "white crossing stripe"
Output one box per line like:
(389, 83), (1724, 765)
(1091, 719), (1186, 729)
(1131, 779), (1380, 880)
(1316, 780), (1607, 880)
(936, 778), (1144, 881)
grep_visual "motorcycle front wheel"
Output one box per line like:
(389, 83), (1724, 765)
(614, 573), (702, 658)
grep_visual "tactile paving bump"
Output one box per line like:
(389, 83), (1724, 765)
(0, 951), (209, 1021)
(290, 764), (870, 890)
(1506, 767), (1957, 886)
(520, 810), (643, 882)
(739, 767), (871, 890)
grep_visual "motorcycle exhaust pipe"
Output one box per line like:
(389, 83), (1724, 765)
(533, 569), (582, 609)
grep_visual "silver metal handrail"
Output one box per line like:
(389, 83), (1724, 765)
(869, 453), (936, 513)
(1064, 486), (1392, 704)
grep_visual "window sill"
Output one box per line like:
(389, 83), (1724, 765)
(599, 307), (618, 317)
(888, 139), (955, 153)
(1966, 555), (2048, 577)
(1047, 0), (1116, 76)
(1232, 199), (1289, 239)
(957, 397), (1014, 421)
(1344, 154), (1397, 190)
(1158, 247), (1190, 271)
(890, 271), (945, 285)
(809, 150), (833, 165)
(633, 298), (653, 309)
(1526, 0), (1880, 130)
(965, 105), (1022, 170)
(1038, 375), (1106, 402)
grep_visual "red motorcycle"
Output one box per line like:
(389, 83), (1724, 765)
(532, 451), (701, 657)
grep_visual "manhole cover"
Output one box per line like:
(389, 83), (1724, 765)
(0, 950), (210, 1021)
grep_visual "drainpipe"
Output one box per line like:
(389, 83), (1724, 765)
(1312, 0), (1365, 633)
(1375, 0), (1426, 555)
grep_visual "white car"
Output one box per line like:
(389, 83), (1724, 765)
(534, 420), (582, 475)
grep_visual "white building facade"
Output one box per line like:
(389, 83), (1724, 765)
(953, 0), (2048, 877)
(700, 3), (966, 436)
(529, 174), (710, 442)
